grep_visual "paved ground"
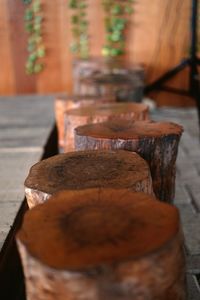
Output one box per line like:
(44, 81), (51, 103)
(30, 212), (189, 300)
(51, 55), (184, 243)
(0, 95), (199, 298)
(151, 107), (200, 299)
(0, 95), (55, 250)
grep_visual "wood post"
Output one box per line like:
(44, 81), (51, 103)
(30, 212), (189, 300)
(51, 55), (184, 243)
(72, 58), (145, 102)
(24, 150), (153, 208)
(17, 189), (187, 300)
(86, 68), (145, 102)
(72, 57), (103, 95)
(64, 102), (149, 152)
(74, 120), (183, 203)
(54, 95), (115, 152)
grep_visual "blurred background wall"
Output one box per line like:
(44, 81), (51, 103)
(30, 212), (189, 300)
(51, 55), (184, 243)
(0, 0), (195, 106)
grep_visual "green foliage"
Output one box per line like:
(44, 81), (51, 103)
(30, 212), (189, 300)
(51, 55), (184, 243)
(23, 0), (46, 75)
(102, 0), (134, 58)
(22, 0), (32, 4)
(68, 0), (89, 59)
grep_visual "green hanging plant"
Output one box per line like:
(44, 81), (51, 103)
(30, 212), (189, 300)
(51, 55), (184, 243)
(101, 0), (134, 58)
(68, 0), (90, 59)
(23, 0), (46, 74)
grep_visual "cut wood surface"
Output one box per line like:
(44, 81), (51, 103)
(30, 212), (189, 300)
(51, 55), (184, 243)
(55, 94), (115, 151)
(17, 189), (187, 300)
(24, 150), (153, 208)
(75, 120), (183, 203)
(64, 102), (149, 152)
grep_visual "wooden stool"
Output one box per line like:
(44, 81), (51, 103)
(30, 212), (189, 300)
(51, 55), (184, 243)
(72, 57), (103, 95)
(86, 70), (144, 102)
(17, 189), (187, 300)
(55, 95), (115, 152)
(74, 120), (183, 203)
(74, 59), (145, 101)
(24, 150), (153, 208)
(64, 102), (149, 152)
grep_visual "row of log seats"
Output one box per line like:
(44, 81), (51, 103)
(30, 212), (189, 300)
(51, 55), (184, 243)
(55, 95), (115, 152)
(18, 100), (186, 299)
(17, 189), (187, 300)
(63, 102), (149, 152)
(60, 100), (183, 201)
(74, 120), (183, 203)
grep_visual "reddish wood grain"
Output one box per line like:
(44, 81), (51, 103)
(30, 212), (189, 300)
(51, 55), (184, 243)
(6, 0), (37, 94)
(0, 1), (16, 95)
(0, 0), (194, 106)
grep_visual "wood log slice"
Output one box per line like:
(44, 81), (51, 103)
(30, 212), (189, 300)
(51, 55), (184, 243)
(17, 189), (187, 300)
(74, 120), (183, 203)
(54, 95), (115, 152)
(64, 102), (149, 152)
(24, 150), (153, 208)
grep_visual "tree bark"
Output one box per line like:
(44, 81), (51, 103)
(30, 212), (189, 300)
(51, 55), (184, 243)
(17, 189), (187, 300)
(24, 150), (153, 208)
(75, 120), (183, 203)
(72, 58), (103, 95)
(64, 102), (149, 152)
(54, 95), (115, 152)
(73, 58), (145, 102)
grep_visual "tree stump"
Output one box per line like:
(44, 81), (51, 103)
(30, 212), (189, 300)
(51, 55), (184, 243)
(64, 102), (149, 152)
(24, 150), (153, 208)
(75, 120), (183, 203)
(72, 57), (103, 95)
(74, 58), (145, 102)
(87, 70), (144, 103)
(55, 95), (115, 152)
(17, 189), (187, 300)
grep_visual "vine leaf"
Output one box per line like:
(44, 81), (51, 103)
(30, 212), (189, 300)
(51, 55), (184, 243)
(22, 0), (46, 75)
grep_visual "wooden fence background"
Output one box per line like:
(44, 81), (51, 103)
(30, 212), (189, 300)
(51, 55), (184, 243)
(0, 0), (195, 106)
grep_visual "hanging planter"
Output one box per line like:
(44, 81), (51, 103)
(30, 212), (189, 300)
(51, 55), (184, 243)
(23, 0), (46, 74)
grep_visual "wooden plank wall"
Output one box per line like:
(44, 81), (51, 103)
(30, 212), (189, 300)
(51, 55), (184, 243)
(0, 0), (195, 106)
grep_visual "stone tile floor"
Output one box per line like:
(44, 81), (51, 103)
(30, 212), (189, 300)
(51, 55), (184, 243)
(151, 107), (200, 299)
(0, 95), (55, 252)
